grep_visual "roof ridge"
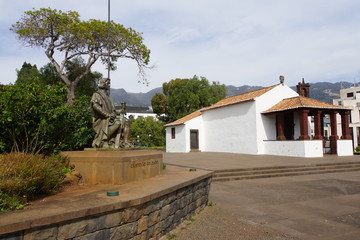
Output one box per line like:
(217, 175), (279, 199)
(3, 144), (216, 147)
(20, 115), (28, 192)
(223, 83), (280, 99)
(263, 95), (350, 114)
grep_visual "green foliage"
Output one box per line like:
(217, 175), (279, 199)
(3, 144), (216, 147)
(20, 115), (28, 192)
(166, 234), (177, 240)
(11, 8), (151, 105)
(68, 58), (101, 98)
(39, 63), (62, 85)
(0, 152), (66, 213)
(19, 58), (101, 100)
(0, 80), (94, 154)
(208, 201), (216, 207)
(151, 93), (169, 122)
(63, 95), (95, 151)
(355, 146), (360, 153)
(152, 76), (226, 122)
(16, 62), (41, 84)
(185, 217), (196, 222)
(0, 191), (25, 212)
(130, 117), (165, 147)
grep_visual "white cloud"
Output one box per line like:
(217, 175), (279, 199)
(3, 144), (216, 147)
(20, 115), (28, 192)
(1, 0), (360, 92)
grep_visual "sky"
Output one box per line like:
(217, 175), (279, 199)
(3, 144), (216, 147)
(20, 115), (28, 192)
(1, 0), (360, 93)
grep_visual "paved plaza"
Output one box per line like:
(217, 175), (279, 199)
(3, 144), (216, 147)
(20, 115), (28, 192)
(164, 152), (360, 240)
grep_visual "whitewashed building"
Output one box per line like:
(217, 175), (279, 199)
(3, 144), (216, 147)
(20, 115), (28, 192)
(165, 80), (353, 157)
(333, 86), (360, 148)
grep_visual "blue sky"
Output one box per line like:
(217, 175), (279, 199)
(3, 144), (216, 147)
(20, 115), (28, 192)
(1, 0), (360, 92)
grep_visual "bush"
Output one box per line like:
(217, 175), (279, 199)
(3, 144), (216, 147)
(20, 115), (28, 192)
(0, 152), (67, 213)
(355, 146), (360, 153)
(0, 192), (24, 212)
(130, 117), (165, 147)
(0, 82), (94, 155)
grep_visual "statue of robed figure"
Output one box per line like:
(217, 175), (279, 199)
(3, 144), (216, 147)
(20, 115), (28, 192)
(91, 78), (130, 148)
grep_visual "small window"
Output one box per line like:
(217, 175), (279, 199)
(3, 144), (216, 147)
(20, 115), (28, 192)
(347, 92), (354, 98)
(171, 127), (176, 139)
(338, 101), (342, 106)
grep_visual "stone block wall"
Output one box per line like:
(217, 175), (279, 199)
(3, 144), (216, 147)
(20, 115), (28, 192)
(0, 177), (211, 240)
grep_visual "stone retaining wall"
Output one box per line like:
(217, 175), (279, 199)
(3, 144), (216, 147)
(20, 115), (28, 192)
(1, 177), (211, 240)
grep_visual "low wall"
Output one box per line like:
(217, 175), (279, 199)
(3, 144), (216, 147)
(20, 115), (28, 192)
(264, 140), (323, 157)
(0, 166), (212, 240)
(337, 140), (353, 156)
(61, 150), (163, 185)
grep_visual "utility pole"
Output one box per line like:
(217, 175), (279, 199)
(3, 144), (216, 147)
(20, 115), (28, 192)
(107, 0), (111, 79)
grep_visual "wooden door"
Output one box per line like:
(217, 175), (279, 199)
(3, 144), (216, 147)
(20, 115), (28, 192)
(190, 130), (199, 150)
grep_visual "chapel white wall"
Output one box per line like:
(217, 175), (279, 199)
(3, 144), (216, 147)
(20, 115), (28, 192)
(183, 116), (204, 152)
(202, 101), (258, 154)
(264, 140), (323, 157)
(165, 116), (204, 152)
(255, 84), (299, 154)
(166, 125), (186, 152)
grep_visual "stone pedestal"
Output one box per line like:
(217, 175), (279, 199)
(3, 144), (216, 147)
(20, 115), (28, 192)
(61, 150), (163, 185)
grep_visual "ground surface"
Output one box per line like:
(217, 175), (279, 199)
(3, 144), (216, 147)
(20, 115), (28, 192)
(167, 171), (360, 240)
(164, 205), (298, 240)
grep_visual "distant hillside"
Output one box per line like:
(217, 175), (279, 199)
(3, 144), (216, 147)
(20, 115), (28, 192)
(226, 85), (263, 96)
(110, 87), (162, 106)
(110, 82), (351, 106)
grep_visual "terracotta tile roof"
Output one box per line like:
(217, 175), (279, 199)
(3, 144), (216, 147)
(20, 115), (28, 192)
(202, 84), (280, 111)
(263, 96), (349, 113)
(164, 108), (206, 127)
(165, 84), (281, 126)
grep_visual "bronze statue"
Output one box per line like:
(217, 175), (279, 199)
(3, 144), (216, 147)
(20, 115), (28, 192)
(91, 78), (130, 148)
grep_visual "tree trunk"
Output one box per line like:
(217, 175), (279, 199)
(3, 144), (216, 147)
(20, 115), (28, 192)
(66, 83), (76, 106)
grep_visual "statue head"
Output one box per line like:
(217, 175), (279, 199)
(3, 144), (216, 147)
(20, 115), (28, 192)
(99, 78), (111, 90)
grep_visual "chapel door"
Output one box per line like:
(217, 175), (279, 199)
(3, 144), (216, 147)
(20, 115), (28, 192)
(190, 130), (199, 150)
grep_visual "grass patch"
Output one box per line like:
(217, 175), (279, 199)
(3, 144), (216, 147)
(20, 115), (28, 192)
(208, 201), (216, 207)
(166, 233), (177, 239)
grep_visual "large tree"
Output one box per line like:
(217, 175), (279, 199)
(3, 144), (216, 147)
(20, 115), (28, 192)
(40, 58), (102, 99)
(152, 76), (226, 122)
(16, 62), (41, 84)
(16, 59), (102, 99)
(11, 8), (150, 105)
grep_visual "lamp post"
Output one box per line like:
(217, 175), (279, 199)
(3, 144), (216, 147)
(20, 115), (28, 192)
(107, 0), (111, 79)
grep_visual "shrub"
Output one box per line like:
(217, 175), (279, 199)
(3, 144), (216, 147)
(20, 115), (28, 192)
(0, 191), (24, 212)
(355, 146), (360, 153)
(0, 152), (66, 213)
(130, 117), (165, 147)
(0, 82), (94, 155)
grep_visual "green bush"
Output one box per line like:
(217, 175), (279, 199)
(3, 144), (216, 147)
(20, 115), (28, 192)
(0, 152), (66, 213)
(0, 82), (94, 155)
(355, 146), (360, 153)
(130, 117), (165, 147)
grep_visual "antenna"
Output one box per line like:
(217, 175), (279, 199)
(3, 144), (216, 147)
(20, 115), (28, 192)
(107, 0), (111, 79)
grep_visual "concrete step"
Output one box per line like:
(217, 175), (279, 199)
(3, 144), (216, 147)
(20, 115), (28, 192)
(213, 162), (360, 182)
(214, 163), (360, 178)
(215, 161), (360, 173)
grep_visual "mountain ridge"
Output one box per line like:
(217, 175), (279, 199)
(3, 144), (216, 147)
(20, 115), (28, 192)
(110, 82), (351, 107)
